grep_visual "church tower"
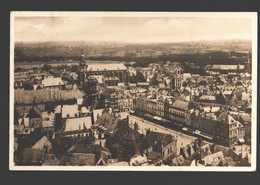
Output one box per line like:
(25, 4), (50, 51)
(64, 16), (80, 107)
(244, 50), (252, 74)
(79, 48), (86, 89)
(170, 66), (183, 90)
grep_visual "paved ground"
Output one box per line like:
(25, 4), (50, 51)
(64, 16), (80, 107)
(129, 115), (197, 155)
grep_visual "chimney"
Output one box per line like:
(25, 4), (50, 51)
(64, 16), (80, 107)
(33, 97), (36, 105)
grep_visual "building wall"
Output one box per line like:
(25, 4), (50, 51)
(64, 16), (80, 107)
(118, 99), (133, 112)
(162, 140), (177, 161)
(189, 113), (245, 147)
(168, 106), (186, 125)
(86, 70), (128, 84)
(156, 101), (164, 117)
(190, 114), (216, 136)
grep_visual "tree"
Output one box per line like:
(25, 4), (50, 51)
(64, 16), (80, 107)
(42, 64), (52, 71)
(71, 65), (78, 72)
(135, 71), (146, 82)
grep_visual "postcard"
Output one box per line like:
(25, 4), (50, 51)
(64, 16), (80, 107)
(10, 12), (257, 171)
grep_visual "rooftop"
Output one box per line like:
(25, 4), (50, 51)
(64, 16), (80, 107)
(86, 63), (127, 71)
(42, 77), (64, 87)
(207, 64), (245, 70)
(199, 95), (216, 101)
(15, 89), (85, 104)
(61, 104), (79, 119)
(63, 116), (92, 132)
(171, 100), (189, 110)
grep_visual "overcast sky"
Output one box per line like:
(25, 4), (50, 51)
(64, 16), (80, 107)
(14, 16), (252, 43)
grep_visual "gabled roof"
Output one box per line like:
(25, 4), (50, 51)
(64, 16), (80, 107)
(96, 112), (120, 135)
(26, 105), (42, 118)
(199, 95), (216, 101)
(171, 100), (189, 110)
(203, 106), (220, 113)
(15, 89), (85, 104)
(63, 116), (92, 132)
(42, 77), (64, 87)
(61, 104), (79, 118)
(217, 113), (236, 125)
(18, 129), (46, 149)
(204, 151), (224, 165)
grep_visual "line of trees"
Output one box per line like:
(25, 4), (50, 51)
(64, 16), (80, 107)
(15, 50), (248, 68)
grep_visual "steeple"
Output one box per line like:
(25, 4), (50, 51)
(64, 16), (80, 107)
(245, 50), (252, 74)
(79, 47), (87, 90)
(80, 48), (86, 70)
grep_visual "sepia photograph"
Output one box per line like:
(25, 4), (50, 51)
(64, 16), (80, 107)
(9, 12), (257, 171)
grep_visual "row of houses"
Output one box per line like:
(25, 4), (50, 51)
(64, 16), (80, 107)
(134, 98), (189, 126)
(133, 97), (246, 147)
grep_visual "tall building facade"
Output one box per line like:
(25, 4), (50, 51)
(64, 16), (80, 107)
(170, 66), (183, 90)
(85, 63), (128, 85)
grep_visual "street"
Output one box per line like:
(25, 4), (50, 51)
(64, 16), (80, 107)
(129, 115), (197, 155)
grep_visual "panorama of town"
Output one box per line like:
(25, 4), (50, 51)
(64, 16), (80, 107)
(12, 13), (254, 168)
(13, 42), (252, 167)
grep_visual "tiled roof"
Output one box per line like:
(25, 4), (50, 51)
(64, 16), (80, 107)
(18, 129), (45, 148)
(62, 104), (79, 119)
(42, 77), (64, 87)
(42, 120), (54, 128)
(203, 106), (220, 113)
(209, 65), (245, 70)
(15, 89), (85, 104)
(204, 151), (224, 165)
(26, 105), (42, 118)
(172, 100), (189, 110)
(96, 112), (118, 134)
(199, 95), (216, 101)
(86, 63), (127, 71)
(217, 113), (237, 125)
(63, 116), (92, 132)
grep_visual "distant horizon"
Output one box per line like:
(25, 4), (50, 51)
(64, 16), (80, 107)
(14, 15), (253, 43)
(15, 38), (252, 45)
